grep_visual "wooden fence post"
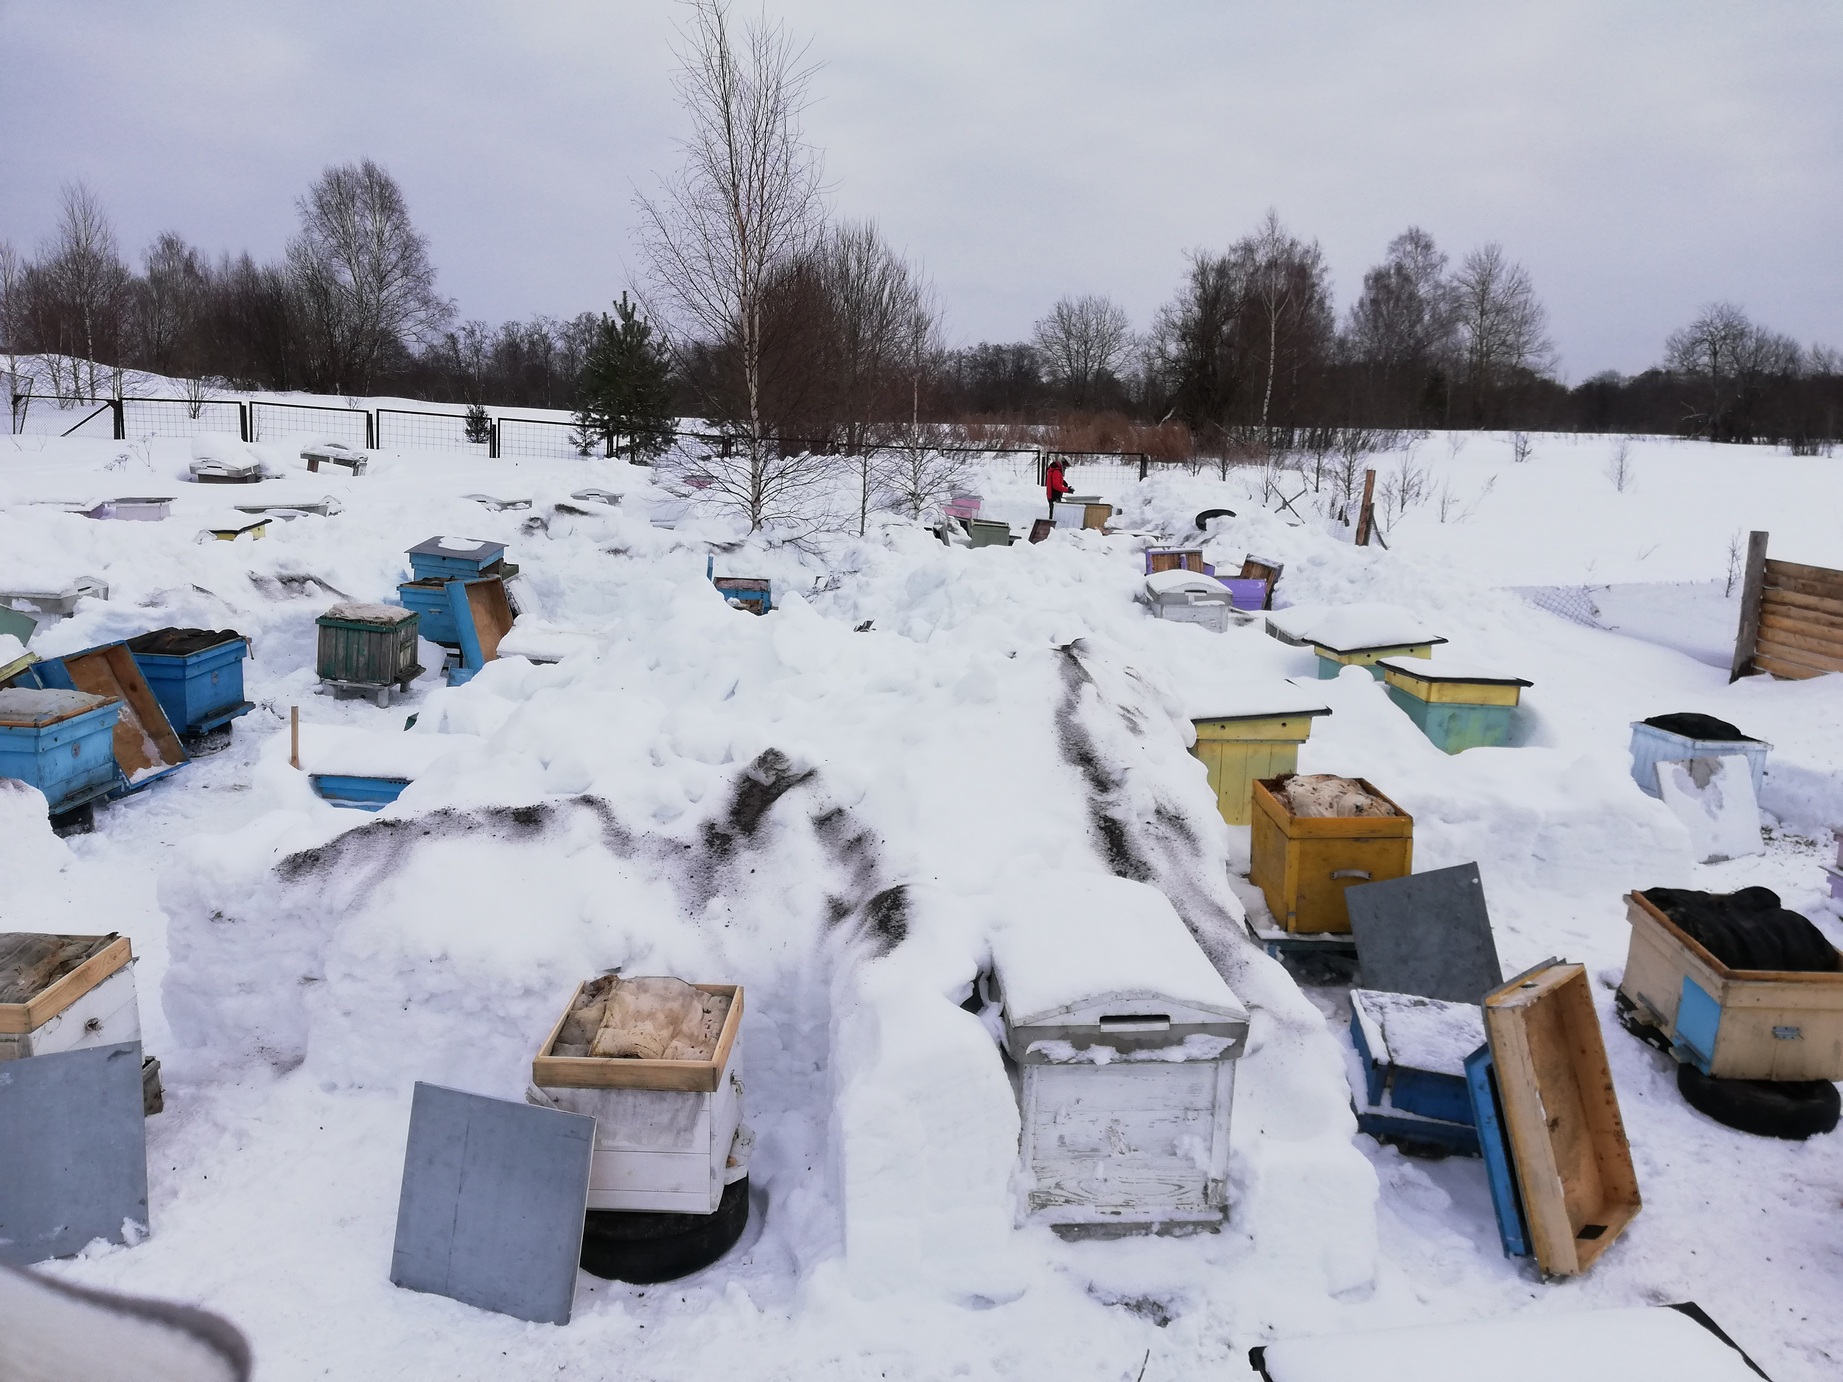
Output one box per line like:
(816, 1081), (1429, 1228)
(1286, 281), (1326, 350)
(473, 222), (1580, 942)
(1729, 530), (1770, 682)
(1354, 469), (1378, 546)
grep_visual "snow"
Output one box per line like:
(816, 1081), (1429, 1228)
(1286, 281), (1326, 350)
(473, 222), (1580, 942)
(1257, 1304), (1762, 1381)
(1656, 755), (1766, 864)
(986, 875), (1246, 1024)
(284, 723), (486, 780)
(1143, 569), (1230, 597)
(1, 409), (1841, 1379)
(1350, 990), (1485, 1078)
(1183, 679), (1330, 724)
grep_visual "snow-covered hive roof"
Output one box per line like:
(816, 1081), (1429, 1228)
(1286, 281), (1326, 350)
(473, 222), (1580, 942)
(987, 875), (1246, 1027)
(1186, 678), (1331, 724)
(289, 724), (484, 780)
(1297, 603), (1447, 654)
(1144, 569), (1231, 599)
(1375, 656), (1531, 686)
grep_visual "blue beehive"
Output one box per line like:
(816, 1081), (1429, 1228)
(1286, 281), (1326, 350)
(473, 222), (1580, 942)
(407, 537), (507, 582)
(309, 774), (411, 810)
(1347, 988), (1483, 1155)
(1628, 715), (1769, 800)
(398, 579), (461, 645)
(0, 687), (123, 814)
(126, 628), (253, 739)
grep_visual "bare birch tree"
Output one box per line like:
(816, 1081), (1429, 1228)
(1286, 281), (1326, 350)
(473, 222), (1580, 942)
(638, 0), (825, 531)
(1451, 243), (1554, 421)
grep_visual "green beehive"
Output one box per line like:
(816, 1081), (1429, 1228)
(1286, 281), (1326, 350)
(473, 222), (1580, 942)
(315, 603), (423, 707)
(1379, 658), (1532, 754)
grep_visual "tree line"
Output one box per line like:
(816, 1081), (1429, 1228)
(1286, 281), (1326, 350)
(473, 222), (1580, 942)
(4, 5), (1838, 464)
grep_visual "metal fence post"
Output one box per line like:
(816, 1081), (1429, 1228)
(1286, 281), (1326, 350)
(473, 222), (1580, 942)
(489, 421), (499, 459)
(111, 398), (125, 440)
(365, 412), (376, 449)
(1137, 452), (1149, 482)
(239, 402), (250, 443)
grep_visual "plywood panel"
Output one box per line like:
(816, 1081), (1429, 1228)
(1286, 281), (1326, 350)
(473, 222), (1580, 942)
(465, 579), (515, 662)
(58, 647), (184, 779)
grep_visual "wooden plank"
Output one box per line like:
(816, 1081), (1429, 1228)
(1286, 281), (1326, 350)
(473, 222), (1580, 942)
(465, 579), (515, 662)
(1759, 588), (1843, 630)
(1747, 626), (1843, 670)
(0, 936), (131, 1035)
(1752, 650), (1836, 681)
(1355, 469), (1377, 546)
(533, 983), (740, 1092)
(1484, 963), (1640, 1277)
(1759, 604), (1843, 647)
(1764, 558), (1843, 598)
(1754, 642), (1843, 678)
(1729, 530), (1769, 682)
(59, 645), (185, 778)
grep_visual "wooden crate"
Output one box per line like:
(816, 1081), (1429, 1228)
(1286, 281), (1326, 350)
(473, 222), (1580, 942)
(1250, 776), (1413, 934)
(1314, 642), (1439, 679)
(531, 981), (744, 1214)
(1618, 891), (1843, 1080)
(0, 934), (136, 1060)
(1191, 710), (1328, 827)
(1146, 548), (1206, 575)
(1483, 962), (1640, 1276)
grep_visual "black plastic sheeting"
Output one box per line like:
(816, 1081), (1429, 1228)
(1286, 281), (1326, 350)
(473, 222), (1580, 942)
(1642, 886), (1840, 973)
(1641, 712), (1753, 743)
(125, 627), (243, 657)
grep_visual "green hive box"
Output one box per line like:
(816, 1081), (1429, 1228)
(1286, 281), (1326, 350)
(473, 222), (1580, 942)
(315, 603), (423, 706)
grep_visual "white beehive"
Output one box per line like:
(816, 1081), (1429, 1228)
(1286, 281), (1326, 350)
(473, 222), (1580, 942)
(529, 977), (746, 1215)
(987, 877), (1249, 1234)
(0, 934), (141, 1063)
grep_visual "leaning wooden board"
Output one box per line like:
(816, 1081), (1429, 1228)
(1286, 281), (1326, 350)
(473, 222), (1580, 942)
(1483, 962), (1640, 1276)
(55, 644), (187, 782)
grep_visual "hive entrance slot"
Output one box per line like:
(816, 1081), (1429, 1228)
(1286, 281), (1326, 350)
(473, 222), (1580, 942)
(1099, 1014), (1170, 1031)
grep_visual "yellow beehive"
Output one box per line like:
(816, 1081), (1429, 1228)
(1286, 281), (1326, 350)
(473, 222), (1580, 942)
(1250, 776), (1413, 933)
(1191, 708), (1330, 827)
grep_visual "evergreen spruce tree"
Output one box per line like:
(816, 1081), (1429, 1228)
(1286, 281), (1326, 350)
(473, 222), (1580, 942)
(576, 293), (675, 462)
(463, 402), (491, 446)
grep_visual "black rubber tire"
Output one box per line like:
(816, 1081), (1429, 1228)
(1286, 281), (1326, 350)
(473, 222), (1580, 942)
(1676, 1063), (1841, 1140)
(1195, 508), (1237, 530)
(1613, 990), (1673, 1056)
(580, 1176), (750, 1284)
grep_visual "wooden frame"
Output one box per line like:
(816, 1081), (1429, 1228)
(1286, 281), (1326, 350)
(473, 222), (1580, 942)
(0, 935), (131, 1035)
(1483, 962), (1640, 1276)
(532, 982), (742, 1093)
(1619, 891), (1843, 1080)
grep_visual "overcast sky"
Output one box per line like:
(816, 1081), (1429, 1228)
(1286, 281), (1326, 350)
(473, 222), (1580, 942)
(3, 1), (1838, 379)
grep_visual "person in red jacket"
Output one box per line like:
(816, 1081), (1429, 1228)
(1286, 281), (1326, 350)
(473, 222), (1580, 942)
(1045, 457), (1071, 519)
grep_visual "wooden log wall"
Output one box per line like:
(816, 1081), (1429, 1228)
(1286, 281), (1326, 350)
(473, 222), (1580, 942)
(1731, 531), (1843, 681)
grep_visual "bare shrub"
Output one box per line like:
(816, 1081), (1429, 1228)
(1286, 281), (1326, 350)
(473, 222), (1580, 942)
(1605, 436), (1634, 491)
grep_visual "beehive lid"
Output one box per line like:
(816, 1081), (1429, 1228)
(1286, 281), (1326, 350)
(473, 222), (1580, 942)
(989, 875), (1246, 1027)
(0, 686), (115, 727)
(1300, 603), (1446, 654)
(1146, 569), (1230, 598)
(319, 601), (416, 626)
(0, 932), (122, 1006)
(1350, 989), (1484, 1077)
(1189, 679), (1331, 723)
(1377, 657), (1531, 686)
(126, 627), (244, 657)
(409, 536), (506, 563)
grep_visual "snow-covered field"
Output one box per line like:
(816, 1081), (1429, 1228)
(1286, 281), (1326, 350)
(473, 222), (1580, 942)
(3, 417), (1841, 1381)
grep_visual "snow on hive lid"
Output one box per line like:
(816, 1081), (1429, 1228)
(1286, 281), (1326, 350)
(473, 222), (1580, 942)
(410, 536), (505, 560)
(1350, 989), (1484, 1077)
(1189, 678), (1331, 723)
(319, 601), (416, 625)
(1301, 603), (1446, 654)
(1145, 569), (1231, 598)
(292, 724), (484, 779)
(0, 687), (115, 726)
(988, 875), (1245, 1027)
(1376, 656), (1530, 686)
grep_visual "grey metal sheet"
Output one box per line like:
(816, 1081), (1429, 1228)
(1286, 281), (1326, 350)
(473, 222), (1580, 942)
(0, 1042), (150, 1265)
(390, 1083), (594, 1326)
(1346, 863), (1504, 1004)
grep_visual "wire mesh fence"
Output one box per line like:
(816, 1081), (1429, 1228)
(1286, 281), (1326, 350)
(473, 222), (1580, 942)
(498, 416), (597, 460)
(122, 398), (246, 439)
(376, 407), (488, 456)
(1504, 585), (1608, 628)
(250, 400), (372, 448)
(11, 396), (115, 437)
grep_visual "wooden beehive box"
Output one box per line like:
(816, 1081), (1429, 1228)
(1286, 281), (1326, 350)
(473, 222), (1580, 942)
(1380, 660), (1533, 754)
(23, 643), (188, 794)
(1346, 988), (1483, 1155)
(1618, 891), (1843, 1080)
(0, 933), (138, 1062)
(530, 979), (744, 1215)
(1250, 776), (1413, 934)
(1191, 702), (1330, 827)
(1483, 962), (1640, 1276)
